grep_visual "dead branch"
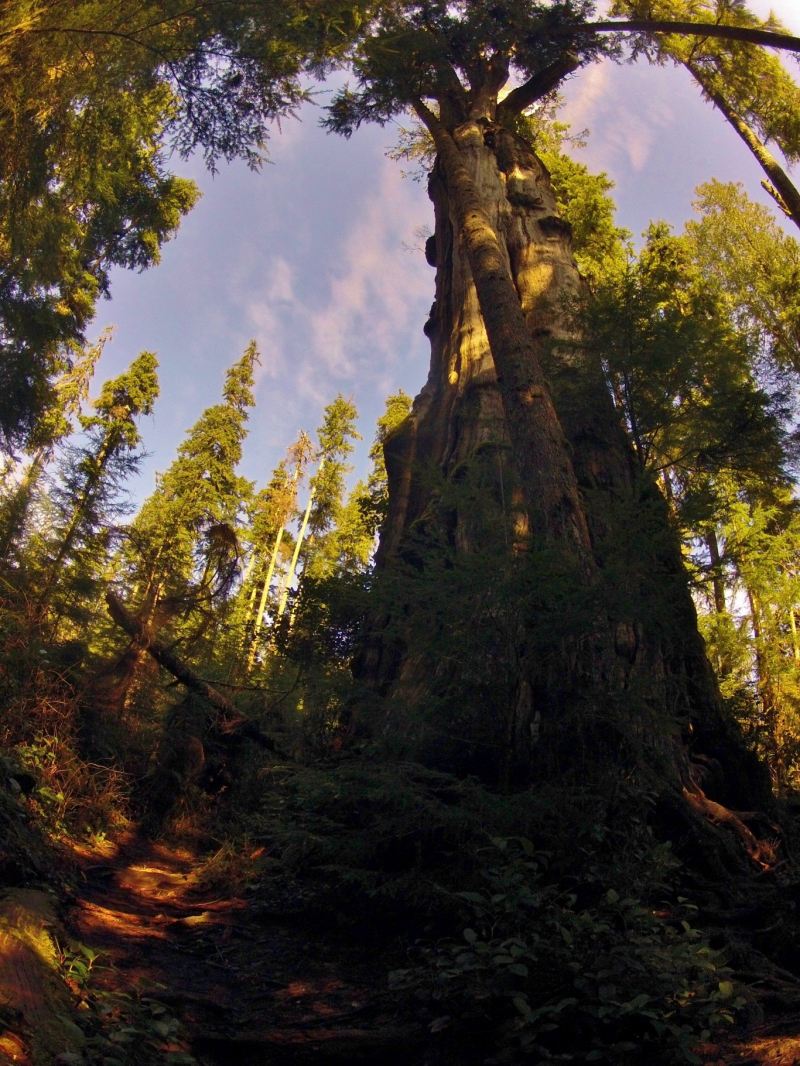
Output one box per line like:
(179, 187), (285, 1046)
(105, 590), (277, 751)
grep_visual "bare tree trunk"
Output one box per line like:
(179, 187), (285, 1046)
(245, 526), (285, 672)
(276, 465), (320, 621)
(705, 529), (727, 614)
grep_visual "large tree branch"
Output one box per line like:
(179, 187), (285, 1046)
(497, 52), (581, 123)
(576, 20), (800, 55)
(107, 589), (237, 714)
(685, 63), (800, 234)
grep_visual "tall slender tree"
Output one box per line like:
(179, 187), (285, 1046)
(293, 395), (361, 588)
(0, 333), (108, 563)
(106, 342), (259, 714)
(609, 0), (800, 230)
(243, 432), (313, 671)
(685, 180), (800, 372)
(37, 350), (159, 612)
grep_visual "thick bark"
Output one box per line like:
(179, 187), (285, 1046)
(416, 105), (594, 561)
(369, 120), (770, 811)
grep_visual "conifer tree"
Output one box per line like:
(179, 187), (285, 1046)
(112, 342), (259, 711)
(286, 395), (361, 591)
(0, 0), (369, 447)
(586, 202), (800, 791)
(587, 221), (790, 490)
(37, 350), (160, 613)
(702, 489), (800, 792)
(686, 180), (800, 372)
(0, 333), (108, 564)
(363, 390), (412, 548)
(242, 432), (313, 671)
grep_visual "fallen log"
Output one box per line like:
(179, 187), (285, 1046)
(105, 591), (278, 751)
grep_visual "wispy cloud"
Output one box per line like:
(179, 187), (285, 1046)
(562, 63), (611, 136)
(242, 257), (296, 382)
(307, 158), (431, 380)
(563, 62), (677, 176)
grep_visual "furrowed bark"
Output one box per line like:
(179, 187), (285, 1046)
(368, 112), (771, 815)
(414, 101), (594, 563)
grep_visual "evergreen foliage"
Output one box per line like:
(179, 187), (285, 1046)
(125, 342), (258, 620)
(686, 180), (800, 372)
(37, 350), (160, 617)
(0, 0), (370, 448)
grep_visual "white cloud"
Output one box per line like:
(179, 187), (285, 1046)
(307, 159), (431, 380)
(265, 256), (295, 305)
(241, 257), (297, 382)
(247, 302), (287, 382)
(563, 61), (680, 176)
(562, 62), (611, 135)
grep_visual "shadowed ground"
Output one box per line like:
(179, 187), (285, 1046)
(67, 833), (419, 1064)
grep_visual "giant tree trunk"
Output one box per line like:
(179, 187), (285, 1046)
(365, 121), (769, 812)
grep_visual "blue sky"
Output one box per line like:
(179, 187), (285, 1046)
(88, 1), (800, 506)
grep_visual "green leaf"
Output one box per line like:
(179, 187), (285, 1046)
(513, 995), (533, 1019)
(463, 928), (478, 944)
(457, 892), (486, 905)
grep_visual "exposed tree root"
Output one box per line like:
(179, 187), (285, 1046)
(683, 786), (778, 870)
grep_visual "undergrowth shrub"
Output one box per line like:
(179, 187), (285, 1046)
(389, 836), (742, 1065)
(0, 615), (130, 837)
(222, 760), (745, 1063)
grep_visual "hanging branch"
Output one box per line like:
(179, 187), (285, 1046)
(573, 20), (800, 54)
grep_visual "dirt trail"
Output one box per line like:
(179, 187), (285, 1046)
(40, 833), (800, 1066)
(67, 834), (417, 1064)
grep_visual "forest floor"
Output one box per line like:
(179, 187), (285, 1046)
(61, 831), (421, 1064)
(4, 823), (800, 1064)
(65, 832), (800, 1066)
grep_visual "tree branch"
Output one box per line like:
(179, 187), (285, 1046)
(576, 20), (800, 55)
(105, 589), (278, 750)
(497, 52), (581, 123)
